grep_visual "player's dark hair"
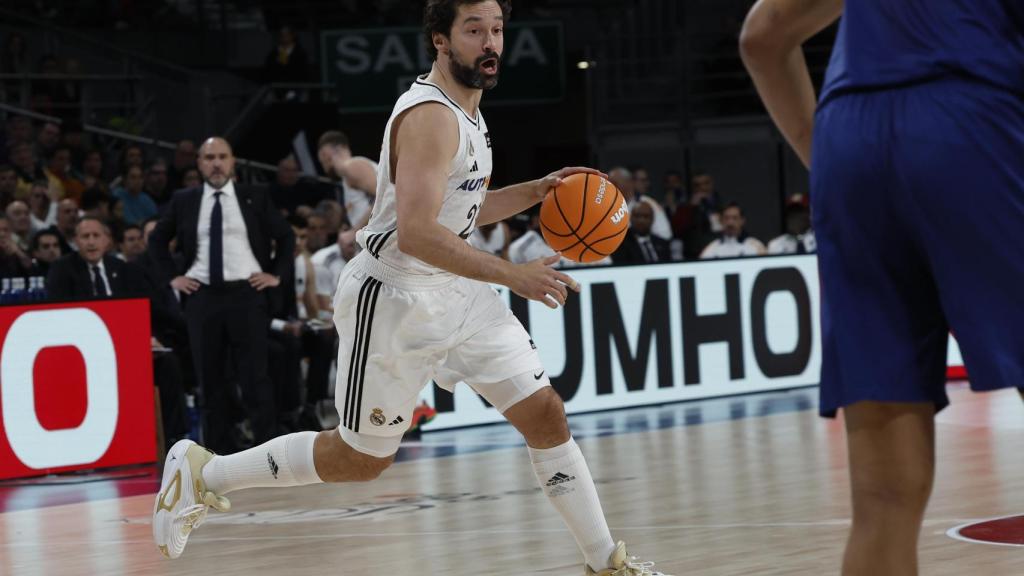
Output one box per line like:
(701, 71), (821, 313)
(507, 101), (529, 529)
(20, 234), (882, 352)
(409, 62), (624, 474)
(288, 213), (309, 229)
(317, 130), (350, 151)
(423, 0), (512, 61)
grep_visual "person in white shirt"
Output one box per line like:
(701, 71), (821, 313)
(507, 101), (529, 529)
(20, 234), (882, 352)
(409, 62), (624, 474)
(27, 179), (58, 233)
(608, 166), (673, 241)
(317, 130), (378, 232)
(508, 210), (610, 267)
(311, 226), (360, 313)
(469, 220), (510, 258)
(700, 201), (766, 259)
(767, 194), (816, 254)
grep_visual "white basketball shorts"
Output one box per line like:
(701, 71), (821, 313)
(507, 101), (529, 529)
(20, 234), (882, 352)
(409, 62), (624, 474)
(332, 251), (547, 457)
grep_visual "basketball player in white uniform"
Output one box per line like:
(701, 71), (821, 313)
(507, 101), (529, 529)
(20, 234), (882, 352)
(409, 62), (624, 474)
(317, 130), (377, 231)
(153, 2), (669, 574)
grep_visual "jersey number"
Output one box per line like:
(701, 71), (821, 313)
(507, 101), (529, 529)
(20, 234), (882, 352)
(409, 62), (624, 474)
(458, 204), (479, 240)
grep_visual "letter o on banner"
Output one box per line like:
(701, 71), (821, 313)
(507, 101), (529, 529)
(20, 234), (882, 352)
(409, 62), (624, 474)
(1, 308), (119, 469)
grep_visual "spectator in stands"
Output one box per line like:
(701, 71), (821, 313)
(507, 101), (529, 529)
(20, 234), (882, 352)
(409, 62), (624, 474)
(55, 197), (78, 252)
(61, 120), (88, 167)
(9, 141), (44, 200)
(0, 164), (18, 210)
(144, 158), (171, 207)
(470, 221), (511, 259)
(305, 211), (328, 253)
(608, 166), (673, 241)
(44, 144), (85, 202)
(6, 200), (33, 251)
(181, 167), (201, 189)
(110, 144), (144, 189)
(4, 116), (33, 152)
(30, 55), (62, 115)
(81, 148), (108, 194)
(113, 164), (158, 225)
(612, 201), (672, 265)
(289, 215), (320, 321)
(148, 136), (294, 453)
(317, 130), (376, 231)
(632, 166), (653, 200)
(118, 223), (146, 262)
(311, 225), (358, 308)
(80, 187), (110, 221)
(700, 202), (766, 259)
(315, 199), (346, 241)
(28, 179), (57, 232)
(29, 228), (61, 277)
(168, 139), (196, 190)
(0, 214), (31, 275)
(35, 121), (61, 160)
(673, 170), (722, 259)
(1, 33), (30, 105)
(768, 194), (816, 254)
(46, 217), (188, 450)
(263, 26), (310, 98)
(509, 207), (557, 264)
(54, 57), (83, 121)
(662, 170), (685, 215)
(269, 156), (326, 216)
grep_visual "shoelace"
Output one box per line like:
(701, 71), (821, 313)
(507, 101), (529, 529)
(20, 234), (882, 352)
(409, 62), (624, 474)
(614, 556), (662, 576)
(176, 503), (209, 534)
(175, 492), (228, 535)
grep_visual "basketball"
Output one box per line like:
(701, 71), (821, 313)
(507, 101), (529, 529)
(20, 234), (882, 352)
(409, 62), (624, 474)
(539, 172), (630, 263)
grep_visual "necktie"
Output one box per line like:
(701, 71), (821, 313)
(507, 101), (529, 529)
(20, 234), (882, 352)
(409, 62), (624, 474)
(210, 191), (224, 285)
(641, 238), (658, 263)
(91, 265), (108, 296)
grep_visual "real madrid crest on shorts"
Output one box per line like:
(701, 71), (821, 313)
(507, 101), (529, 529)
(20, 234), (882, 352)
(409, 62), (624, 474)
(370, 408), (386, 427)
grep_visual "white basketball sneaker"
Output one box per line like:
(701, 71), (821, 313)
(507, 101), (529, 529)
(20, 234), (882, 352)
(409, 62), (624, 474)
(585, 541), (673, 576)
(152, 439), (231, 559)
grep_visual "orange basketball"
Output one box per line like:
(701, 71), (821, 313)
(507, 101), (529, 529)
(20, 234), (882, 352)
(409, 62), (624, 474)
(539, 172), (629, 263)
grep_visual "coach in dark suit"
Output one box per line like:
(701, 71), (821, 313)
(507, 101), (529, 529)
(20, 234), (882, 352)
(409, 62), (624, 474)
(147, 137), (294, 453)
(612, 201), (672, 264)
(47, 216), (189, 448)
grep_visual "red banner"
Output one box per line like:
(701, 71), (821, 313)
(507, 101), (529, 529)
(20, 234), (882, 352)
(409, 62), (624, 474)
(0, 299), (156, 480)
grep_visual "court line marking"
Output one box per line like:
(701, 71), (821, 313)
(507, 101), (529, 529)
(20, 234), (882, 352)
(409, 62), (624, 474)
(946, 515), (1024, 548)
(0, 518), (978, 548)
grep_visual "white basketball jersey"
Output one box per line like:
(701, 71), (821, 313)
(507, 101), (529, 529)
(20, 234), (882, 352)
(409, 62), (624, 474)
(357, 75), (492, 278)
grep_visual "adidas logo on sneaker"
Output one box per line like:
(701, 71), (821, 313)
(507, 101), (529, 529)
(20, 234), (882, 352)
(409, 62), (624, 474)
(546, 472), (576, 486)
(388, 415), (405, 426)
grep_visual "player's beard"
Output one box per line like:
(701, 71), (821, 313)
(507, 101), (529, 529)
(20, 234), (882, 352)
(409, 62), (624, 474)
(449, 47), (502, 90)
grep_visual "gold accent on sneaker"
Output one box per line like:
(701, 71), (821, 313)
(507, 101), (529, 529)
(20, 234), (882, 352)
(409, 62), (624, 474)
(156, 470), (182, 513)
(158, 545), (170, 558)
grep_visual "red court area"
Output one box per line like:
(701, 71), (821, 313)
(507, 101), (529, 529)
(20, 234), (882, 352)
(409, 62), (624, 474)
(951, 516), (1024, 547)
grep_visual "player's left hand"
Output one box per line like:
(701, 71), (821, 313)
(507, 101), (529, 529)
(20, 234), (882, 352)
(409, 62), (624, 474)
(534, 166), (608, 199)
(249, 272), (281, 291)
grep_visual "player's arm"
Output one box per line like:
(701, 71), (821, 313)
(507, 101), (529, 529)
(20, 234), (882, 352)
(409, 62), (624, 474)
(334, 156), (378, 197)
(740, 0), (844, 168)
(476, 166), (605, 227)
(394, 104), (577, 308)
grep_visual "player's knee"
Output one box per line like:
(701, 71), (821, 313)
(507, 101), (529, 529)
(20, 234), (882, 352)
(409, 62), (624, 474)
(852, 474), (932, 514)
(349, 451), (395, 482)
(521, 388), (570, 448)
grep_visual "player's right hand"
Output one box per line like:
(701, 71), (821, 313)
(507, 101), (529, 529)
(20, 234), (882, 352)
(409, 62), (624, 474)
(507, 254), (580, 309)
(171, 275), (201, 294)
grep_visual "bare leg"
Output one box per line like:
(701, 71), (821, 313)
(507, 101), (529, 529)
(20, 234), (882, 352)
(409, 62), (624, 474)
(313, 429), (394, 482)
(842, 401), (935, 576)
(503, 387), (571, 448)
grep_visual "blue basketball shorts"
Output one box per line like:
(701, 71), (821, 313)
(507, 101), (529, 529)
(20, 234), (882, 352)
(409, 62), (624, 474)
(811, 78), (1024, 416)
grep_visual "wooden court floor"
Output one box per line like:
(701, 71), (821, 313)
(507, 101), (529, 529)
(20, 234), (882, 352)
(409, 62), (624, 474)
(1, 383), (1022, 575)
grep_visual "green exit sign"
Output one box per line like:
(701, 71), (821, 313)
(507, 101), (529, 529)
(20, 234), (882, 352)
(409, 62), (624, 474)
(320, 22), (564, 112)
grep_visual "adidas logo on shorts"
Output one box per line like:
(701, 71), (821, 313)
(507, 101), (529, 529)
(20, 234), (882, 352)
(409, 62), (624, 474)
(546, 472), (576, 486)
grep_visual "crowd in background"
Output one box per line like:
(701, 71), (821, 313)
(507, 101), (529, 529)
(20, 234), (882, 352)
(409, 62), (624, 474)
(0, 110), (815, 451)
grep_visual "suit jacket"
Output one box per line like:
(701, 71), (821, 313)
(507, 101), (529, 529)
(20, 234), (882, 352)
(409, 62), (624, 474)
(612, 230), (672, 265)
(47, 252), (182, 342)
(146, 184), (295, 285)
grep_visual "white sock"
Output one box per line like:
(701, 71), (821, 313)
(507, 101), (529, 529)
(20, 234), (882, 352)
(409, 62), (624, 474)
(530, 437), (617, 571)
(202, 431), (322, 495)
